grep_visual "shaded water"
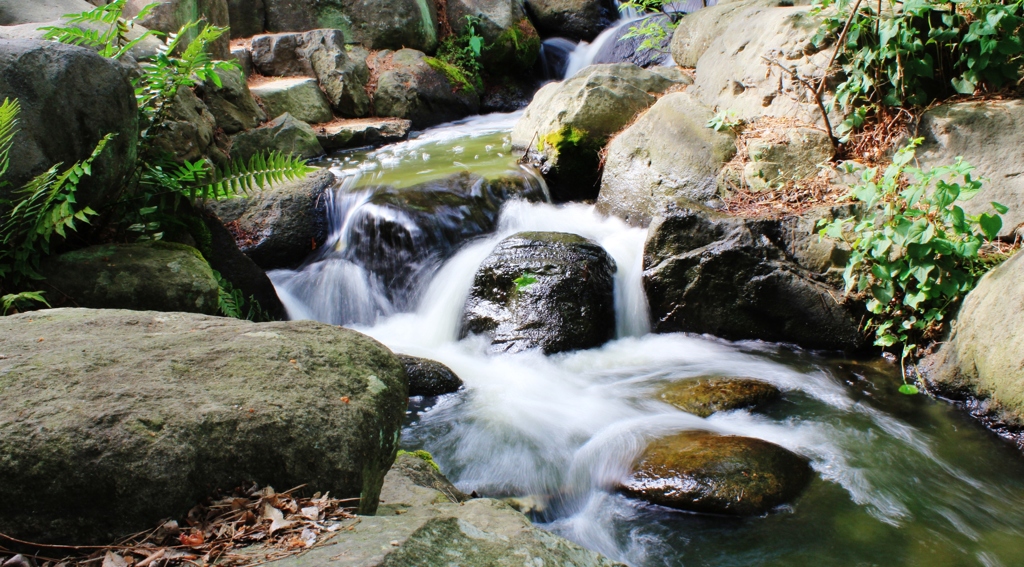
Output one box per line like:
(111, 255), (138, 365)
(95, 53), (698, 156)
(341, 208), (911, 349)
(271, 115), (1024, 567)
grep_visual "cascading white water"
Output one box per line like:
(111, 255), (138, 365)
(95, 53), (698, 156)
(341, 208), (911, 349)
(270, 111), (1024, 567)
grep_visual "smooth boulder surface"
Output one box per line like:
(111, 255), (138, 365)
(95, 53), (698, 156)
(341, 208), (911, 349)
(512, 63), (679, 201)
(597, 92), (737, 226)
(915, 99), (1024, 236)
(263, 0), (439, 53)
(643, 208), (864, 351)
(371, 49), (480, 128)
(264, 453), (624, 567)
(524, 0), (618, 42)
(461, 231), (617, 355)
(670, 0), (773, 68)
(340, 172), (547, 307)
(36, 242), (220, 315)
(204, 168), (335, 270)
(398, 355), (464, 396)
(0, 309), (408, 544)
(689, 4), (836, 128)
(196, 67), (267, 134)
(0, 40), (137, 212)
(230, 112), (325, 162)
(249, 77), (334, 125)
(923, 253), (1024, 427)
(620, 431), (813, 515)
(658, 377), (782, 418)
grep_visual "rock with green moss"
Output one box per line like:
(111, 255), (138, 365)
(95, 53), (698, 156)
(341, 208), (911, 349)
(619, 431), (813, 515)
(923, 252), (1024, 428)
(511, 63), (681, 202)
(203, 168), (335, 270)
(446, 0), (540, 70)
(263, 0), (438, 53)
(398, 355), (464, 396)
(36, 241), (220, 315)
(658, 377), (781, 417)
(229, 113), (325, 162)
(460, 231), (617, 355)
(249, 77), (334, 124)
(262, 453), (623, 567)
(0, 309), (406, 544)
(371, 49), (481, 128)
(524, 0), (618, 42)
(596, 92), (737, 226)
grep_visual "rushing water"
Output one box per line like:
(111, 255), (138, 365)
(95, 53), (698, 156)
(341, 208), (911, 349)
(270, 115), (1024, 567)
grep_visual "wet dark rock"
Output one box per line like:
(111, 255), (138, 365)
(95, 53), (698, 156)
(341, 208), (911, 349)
(460, 231), (617, 355)
(619, 431), (813, 515)
(643, 207), (865, 352)
(316, 118), (411, 151)
(524, 0), (619, 42)
(371, 49), (480, 128)
(658, 377), (782, 417)
(0, 39), (137, 214)
(230, 113), (325, 162)
(341, 171), (546, 307)
(203, 169), (334, 270)
(0, 309), (407, 544)
(398, 355), (464, 396)
(36, 241), (220, 315)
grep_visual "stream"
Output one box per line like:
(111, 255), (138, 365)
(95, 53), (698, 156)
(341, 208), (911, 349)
(268, 112), (1024, 566)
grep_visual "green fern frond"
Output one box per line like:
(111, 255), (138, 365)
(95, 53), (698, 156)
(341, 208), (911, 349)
(0, 98), (20, 183)
(193, 152), (315, 202)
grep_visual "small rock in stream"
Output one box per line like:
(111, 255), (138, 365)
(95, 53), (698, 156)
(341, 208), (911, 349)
(398, 355), (464, 397)
(657, 377), (782, 418)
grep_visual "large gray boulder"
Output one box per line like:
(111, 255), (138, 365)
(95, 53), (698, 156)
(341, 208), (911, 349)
(643, 207), (864, 351)
(195, 66), (267, 134)
(915, 99), (1024, 237)
(670, 0), (773, 68)
(230, 112), (325, 162)
(204, 168), (335, 269)
(446, 0), (540, 70)
(263, 0), (439, 53)
(0, 309), (407, 544)
(461, 231), (617, 355)
(923, 253), (1024, 427)
(0, 40), (137, 213)
(524, 0), (618, 42)
(689, 4), (836, 128)
(0, 0), (96, 24)
(263, 453), (625, 567)
(36, 242), (220, 315)
(596, 92), (737, 226)
(511, 63), (680, 202)
(371, 49), (480, 128)
(0, 0), (162, 59)
(249, 77), (334, 124)
(124, 0), (230, 60)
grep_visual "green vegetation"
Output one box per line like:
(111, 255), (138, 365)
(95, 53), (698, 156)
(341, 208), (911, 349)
(397, 449), (441, 472)
(514, 271), (539, 291)
(818, 139), (1008, 389)
(434, 15), (486, 94)
(706, 109), (742, 133)
(493, 19), (541, 70)
(0, 1), (312, 318)
(812, 0), (1024, 139)
(618, 0), (686, 54)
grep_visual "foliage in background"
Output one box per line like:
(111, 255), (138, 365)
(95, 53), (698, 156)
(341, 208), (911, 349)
(618, 0), (687, 55)
(706, 109), (742, 132)
(818, 139), (1007, 390)
(430, 16), (486, 94)
(1, 291), (50, 315)
(0, 1), (313, 319)
(812, 0), (1024, 138)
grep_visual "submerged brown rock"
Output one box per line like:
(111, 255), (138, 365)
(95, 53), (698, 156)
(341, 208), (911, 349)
(658, 377), (781, 418)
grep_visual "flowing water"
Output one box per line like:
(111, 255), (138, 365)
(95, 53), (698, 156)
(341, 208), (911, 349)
(270, 114), (1024, 566)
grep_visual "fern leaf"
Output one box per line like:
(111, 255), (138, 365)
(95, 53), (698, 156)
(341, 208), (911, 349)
(0, 98), (20, 183)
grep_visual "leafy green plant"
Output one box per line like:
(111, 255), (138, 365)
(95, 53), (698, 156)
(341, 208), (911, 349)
(433, 16), (486, 94)
(513, 272), (539, 291)
(812, 0), (1024, 136)
(818, 139), (1007, 389)
(214, 270), (272, 321)
(706, 109), (742, 132)
(2, 291), (50, 315)
(618, 0), (685, 54)
(39, 0), (159, 59)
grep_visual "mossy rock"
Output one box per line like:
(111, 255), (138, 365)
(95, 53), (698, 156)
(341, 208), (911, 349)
(0, 309), (408, 544)
(658, 377), (781, 418)
(619, 431), (813, 515)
